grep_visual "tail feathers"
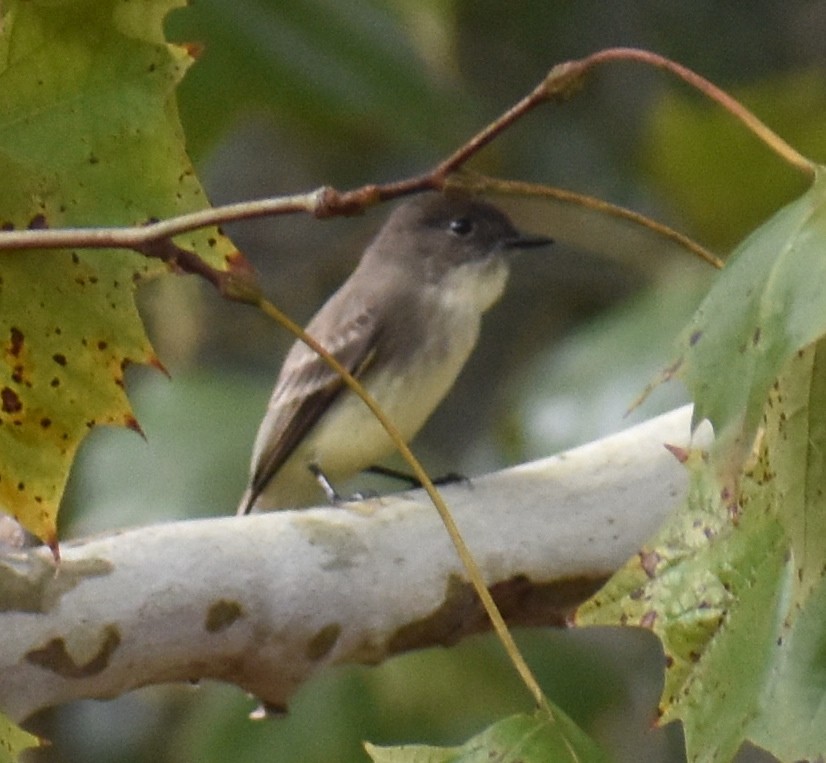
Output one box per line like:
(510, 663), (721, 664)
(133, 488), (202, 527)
(236, 487), (256, 516)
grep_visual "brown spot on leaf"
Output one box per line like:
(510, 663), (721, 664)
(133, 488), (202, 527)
(148, 355), (169, 377)
(52, 353), (67, 366)
(26, 624), (121, 677)
(50, 377), (60, 388)
(689, 330), (702, 346)
(640, 610), (657, 629)
(27, 214), (47, 230)
(752, 326), (761, 345)
(639, 550), (661, 578)
(97, 340), (108, 351)
(1, 387), (22, 413)
(124, 415), (143, 435)
(40, 417), (52, 429)
(183, 41), (205, 59)
(306, 623), (341, 661)
(663, 442), (689, 463)
(205, 599), (243, 633)
(8, 326), (24, 357)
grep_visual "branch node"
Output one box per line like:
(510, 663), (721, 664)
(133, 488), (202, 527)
(219, 265), (264, 306)
(314, 186), (383, 218)
(543, 60), (589, 101)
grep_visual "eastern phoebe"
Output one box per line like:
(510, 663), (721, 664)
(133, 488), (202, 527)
(238, 192), (551, 513)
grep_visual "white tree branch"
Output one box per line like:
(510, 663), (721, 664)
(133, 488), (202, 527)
(0, 406), (699, 722)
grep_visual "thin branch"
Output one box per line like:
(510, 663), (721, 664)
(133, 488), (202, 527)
(567, 47), (816, 178)
(449, 174), (724, 270)
(0, 191), (326, 252)
(0, 48), (807, 262)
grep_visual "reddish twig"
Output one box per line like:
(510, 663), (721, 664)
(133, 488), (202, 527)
(0, 48), (811, 261)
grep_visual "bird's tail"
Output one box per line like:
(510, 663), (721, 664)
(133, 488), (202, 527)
(236, 487), (256, 516)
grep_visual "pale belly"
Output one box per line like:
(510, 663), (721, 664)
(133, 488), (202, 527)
(257, 317), (480, 508)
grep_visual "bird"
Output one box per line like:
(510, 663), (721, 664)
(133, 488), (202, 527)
(237, 192), (551, 513)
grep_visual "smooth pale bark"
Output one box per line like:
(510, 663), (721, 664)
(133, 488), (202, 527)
(0, 406), (699, 721)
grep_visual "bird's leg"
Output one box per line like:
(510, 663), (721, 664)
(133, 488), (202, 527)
(308, 463), (379, 504)
(308, 463), (341, 504)
(364, 464), (469, 489)
(363, 464), (418, 486)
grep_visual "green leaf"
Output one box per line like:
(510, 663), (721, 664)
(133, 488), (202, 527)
(669, 168), (826, 481)
(0, 0), (239, 547)
(579, 167), (826, 760)
(364, 711), (608, 763)
(578, 340), (826, 762)
(0, 712), (41, 763)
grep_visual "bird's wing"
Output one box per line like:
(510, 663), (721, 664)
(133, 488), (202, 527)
(242, 295), (380, 512)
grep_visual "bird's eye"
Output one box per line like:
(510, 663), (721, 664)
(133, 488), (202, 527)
(448, 217), (474, 236)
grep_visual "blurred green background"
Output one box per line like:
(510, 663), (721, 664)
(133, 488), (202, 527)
(25, 1), (826, 761)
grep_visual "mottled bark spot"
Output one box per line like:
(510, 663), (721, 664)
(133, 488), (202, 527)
(26, 624), (121, 677)
(205, 599), (243, 633)
(306, 623), (341, 661)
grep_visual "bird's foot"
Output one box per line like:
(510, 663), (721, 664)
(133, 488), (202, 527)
(364, 464), (470, 490)
(309, 464), (379, 505)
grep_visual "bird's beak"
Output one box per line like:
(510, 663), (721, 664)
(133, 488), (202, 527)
(502, 232), (553, 250)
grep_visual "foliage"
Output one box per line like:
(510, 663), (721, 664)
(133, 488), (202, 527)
(0, 0), (235, 548)
(2, 1), (826, 761)
(0, 712), (39, 763)
(364, 712), (608, 763)
(578, 172), (826, 761)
